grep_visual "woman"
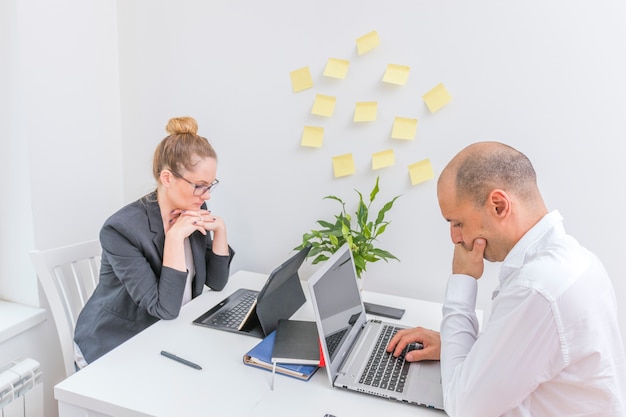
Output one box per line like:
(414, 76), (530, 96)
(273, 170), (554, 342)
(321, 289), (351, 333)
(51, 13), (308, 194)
(74, 116), (234, 367)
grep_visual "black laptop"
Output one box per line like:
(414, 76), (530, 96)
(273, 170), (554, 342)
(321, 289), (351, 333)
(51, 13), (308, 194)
(192, 244), (311, 338)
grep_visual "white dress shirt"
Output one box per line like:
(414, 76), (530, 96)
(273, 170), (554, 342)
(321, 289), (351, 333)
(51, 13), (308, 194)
(441, 210), (626, 417)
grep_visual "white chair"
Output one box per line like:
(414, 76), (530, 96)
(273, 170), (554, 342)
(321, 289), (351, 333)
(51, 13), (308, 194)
(30, 240), (101, 377)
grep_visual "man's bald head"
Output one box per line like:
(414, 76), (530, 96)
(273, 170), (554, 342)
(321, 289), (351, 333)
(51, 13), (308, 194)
(439, 142), (540, 207)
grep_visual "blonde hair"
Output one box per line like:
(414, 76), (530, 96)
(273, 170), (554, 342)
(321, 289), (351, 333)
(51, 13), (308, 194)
(152, 116), (217, 182)
(165, 116), (198, 135)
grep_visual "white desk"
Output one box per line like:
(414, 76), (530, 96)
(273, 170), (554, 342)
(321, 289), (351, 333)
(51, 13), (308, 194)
(55, 270), (460, 417)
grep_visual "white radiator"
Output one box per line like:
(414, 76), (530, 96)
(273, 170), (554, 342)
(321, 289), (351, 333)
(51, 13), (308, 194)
(0, 358), (43, 417)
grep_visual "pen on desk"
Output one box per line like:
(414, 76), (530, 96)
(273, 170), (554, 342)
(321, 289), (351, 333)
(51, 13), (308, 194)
(160, 350), (202, 370)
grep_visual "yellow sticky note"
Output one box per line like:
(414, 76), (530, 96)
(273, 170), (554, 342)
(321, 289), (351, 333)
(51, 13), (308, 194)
(301, 126), (324, 148)
(409, 159), (435, 185)
(372, 149), (395, 170)
(332, 154), (355, 178)
(323, 58), (350, 79)
(423, 83), (452, 113)
(382, 64), (410, 86)
(290, 66), (313, 93)
(311, 94), (337, 117)
(354, 101), (378, 122)
(356, 30), (380, 55)
(391, 117), (418, 140)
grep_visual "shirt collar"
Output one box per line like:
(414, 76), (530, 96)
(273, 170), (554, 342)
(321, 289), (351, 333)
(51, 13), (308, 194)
(497, 210), (564, 287)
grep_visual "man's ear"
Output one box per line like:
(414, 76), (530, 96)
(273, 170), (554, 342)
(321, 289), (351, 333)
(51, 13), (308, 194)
(489, 189), (510, 218)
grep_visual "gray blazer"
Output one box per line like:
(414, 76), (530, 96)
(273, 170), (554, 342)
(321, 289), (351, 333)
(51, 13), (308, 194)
(74, 192), (234, 364)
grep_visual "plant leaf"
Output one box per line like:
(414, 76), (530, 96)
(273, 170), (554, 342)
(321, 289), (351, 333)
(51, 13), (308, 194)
(345, 233), (354, 248)
(316, 220), (335, 229)
(308, 246), (325, 257)
(375, 195), (400, 225)
(353, 254), (366, 274)
(369, 176), (380, 203)
(312, 254), (329, 264)
(370, 248), (399, 261)
(374, 222), (388, 237)
(324, 195), (345, 206)
(356, 199), (368, 230)
(362, 223), (372, 239)
(363, 254), (379, 262)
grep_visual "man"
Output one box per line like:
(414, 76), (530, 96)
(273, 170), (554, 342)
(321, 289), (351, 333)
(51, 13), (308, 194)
(387, 142), (626, 416)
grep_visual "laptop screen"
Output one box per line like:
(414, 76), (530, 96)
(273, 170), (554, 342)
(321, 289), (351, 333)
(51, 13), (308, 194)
(308, 244), (367, 384)
(256, 244), (311, 299)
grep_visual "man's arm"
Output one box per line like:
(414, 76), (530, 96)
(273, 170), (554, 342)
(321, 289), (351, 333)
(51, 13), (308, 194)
(441, 281), (561, 417)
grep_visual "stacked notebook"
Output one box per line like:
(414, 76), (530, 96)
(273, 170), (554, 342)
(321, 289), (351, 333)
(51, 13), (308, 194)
(243, 320), (322, 381)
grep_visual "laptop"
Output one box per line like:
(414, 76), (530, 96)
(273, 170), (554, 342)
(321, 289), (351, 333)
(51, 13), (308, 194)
(193, 244), (311, 338)
(307, 244), (444, 410)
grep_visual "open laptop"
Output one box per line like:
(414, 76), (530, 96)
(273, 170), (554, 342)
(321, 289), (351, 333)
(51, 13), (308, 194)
(193, 244), (311, 338)
(307, 244), (444, 410)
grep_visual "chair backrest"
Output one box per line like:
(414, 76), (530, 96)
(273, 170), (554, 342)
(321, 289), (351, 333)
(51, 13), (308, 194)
(30, 240), (102, 377)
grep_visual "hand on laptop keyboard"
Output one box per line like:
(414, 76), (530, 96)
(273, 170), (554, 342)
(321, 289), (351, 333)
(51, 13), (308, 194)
(400, 342), (423, 358)
(386, 327), (441, 362)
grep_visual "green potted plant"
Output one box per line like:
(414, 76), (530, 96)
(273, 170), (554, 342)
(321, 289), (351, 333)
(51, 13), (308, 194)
(295, 176), (400, 278)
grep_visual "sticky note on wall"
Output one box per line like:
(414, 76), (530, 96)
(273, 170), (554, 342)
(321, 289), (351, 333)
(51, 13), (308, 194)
(356, 30), (380, 55)
(323, 58), (350, 79)
(301, 126), (324, 148)
(372, 149), (395, 170)
(408, 159), (434, 185)
(354, 101), (378, 122)
(311, 94), (337, 117)
(391, 117), (418, 140)
(332, 154), (355, 178)
(422, 83), (452, 113)
(382, 64), (410, 86)
(290, 66), (313, 92)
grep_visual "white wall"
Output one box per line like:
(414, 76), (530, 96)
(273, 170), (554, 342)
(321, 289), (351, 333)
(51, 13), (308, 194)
(1, 1), (123, 416)
(0, 0), (37, 306)
(20, 0), (124, 252)
(2, 0), (124, 299)
(116, 0), (626, 340)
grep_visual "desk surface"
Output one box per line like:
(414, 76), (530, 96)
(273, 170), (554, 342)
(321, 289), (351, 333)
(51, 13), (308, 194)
(55, 270), (457, 417)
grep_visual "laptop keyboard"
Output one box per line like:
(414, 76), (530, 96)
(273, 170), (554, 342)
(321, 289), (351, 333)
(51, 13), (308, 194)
(326, 328), (349, 357)
(206, 290), (257, 329)
(359, 325), (410, 393)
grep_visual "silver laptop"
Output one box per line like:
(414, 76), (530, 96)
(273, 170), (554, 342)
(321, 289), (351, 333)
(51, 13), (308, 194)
(307, 244), (444, 410)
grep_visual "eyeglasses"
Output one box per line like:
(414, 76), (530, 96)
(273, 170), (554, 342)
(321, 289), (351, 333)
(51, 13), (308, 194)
(171, 171), (219, 196)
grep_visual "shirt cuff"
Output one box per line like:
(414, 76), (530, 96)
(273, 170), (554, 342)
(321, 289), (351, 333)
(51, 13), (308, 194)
(445, 274), (478, 310)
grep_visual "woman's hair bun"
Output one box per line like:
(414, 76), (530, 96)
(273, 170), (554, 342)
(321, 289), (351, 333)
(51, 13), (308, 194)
(166, 116), (198, 135)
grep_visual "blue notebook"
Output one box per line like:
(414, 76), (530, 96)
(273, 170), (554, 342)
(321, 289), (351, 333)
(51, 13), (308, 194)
(243, 330), (319, 381)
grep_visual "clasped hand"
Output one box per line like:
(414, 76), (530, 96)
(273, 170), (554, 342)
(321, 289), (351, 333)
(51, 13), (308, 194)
(168, 209), (224, 237)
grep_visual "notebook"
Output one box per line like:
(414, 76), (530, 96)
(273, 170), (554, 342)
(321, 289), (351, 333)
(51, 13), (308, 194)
(242, 329), (319, 381)
(307, 244), (444, 410)
(193, 244), (311, 338)
(271, 319), (320, 365)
